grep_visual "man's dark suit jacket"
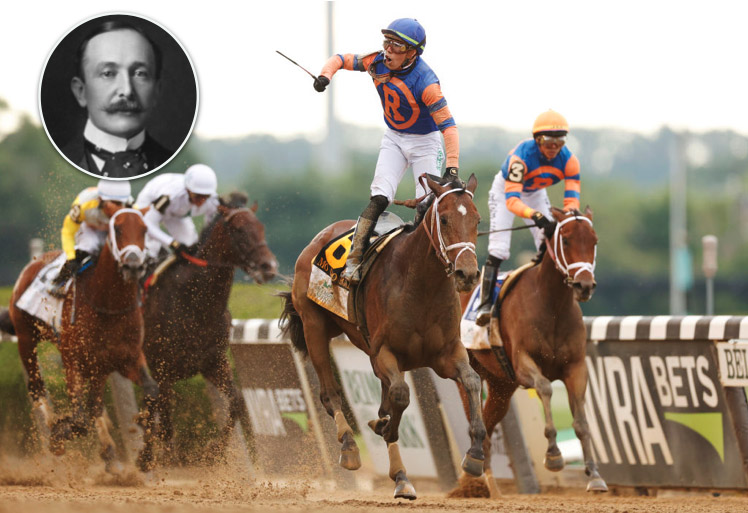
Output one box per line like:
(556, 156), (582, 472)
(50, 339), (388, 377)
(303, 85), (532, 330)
(61, 133), (173, 178)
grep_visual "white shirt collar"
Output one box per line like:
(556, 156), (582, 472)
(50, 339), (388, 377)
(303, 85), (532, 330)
(83, 119), (146, 153)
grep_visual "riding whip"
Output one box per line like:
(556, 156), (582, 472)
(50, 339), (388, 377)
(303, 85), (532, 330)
(276, 50), (318, 80)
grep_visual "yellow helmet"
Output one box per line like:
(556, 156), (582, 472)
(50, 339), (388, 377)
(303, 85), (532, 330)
(532, 110), (569, 135)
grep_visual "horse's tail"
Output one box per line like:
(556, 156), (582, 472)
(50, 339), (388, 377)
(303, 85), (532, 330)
(0, 308), (15, 335)
(277, 291), (307, 355)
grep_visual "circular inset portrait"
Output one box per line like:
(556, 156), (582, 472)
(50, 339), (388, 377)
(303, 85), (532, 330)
(40, 13), (198, 180)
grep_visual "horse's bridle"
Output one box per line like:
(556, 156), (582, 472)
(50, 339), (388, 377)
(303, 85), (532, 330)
(423, 186), (477, 276)
(547, 213), (597, 284)
(180, 207), (271, 276)
(108, 208), (146, 267)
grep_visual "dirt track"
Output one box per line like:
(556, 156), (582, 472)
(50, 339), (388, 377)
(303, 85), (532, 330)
(1, 456), (746, 513)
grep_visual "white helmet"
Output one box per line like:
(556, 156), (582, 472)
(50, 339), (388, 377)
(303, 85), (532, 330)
(97, 179), (132, 202)
(184, 164), (217, 195)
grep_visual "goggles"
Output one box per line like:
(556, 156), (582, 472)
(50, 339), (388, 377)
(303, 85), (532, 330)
(383, 38), (410, 54)
(537, 135), (567, 148)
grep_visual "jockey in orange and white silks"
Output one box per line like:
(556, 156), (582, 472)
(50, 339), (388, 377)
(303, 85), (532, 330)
(51, 179), (133, 289)
(475, 110), (581, 326)
(134, 164), (219, 260)
(313, 18), (460, 284)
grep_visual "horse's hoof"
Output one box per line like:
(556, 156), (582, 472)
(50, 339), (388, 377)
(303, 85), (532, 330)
(394, 479), (417, 500)
(339, 449), (361, 470)
(587, 478), (609, 493)
(544, 452), (565, 472)
(367, 418), (388, 436)
(461, 453), (484, 477)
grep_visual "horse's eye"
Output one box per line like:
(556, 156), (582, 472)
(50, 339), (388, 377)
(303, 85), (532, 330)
(440, 216), (448, 225)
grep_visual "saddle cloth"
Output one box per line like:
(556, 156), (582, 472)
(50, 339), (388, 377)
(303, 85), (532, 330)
(15, 253), (68, 332)
(461, 272), (508, 350)
(307, 212), (404, 321)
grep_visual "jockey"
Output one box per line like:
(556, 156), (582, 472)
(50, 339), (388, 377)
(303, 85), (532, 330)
(313, 18), (460, 284)
(475, 110), (581, 326)
(135, 163), (219, 260)
(51, 179), (133, 291)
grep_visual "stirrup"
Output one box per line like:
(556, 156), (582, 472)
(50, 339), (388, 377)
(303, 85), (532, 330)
(341, 260), (362, 285)
(475, 305), (491, 327)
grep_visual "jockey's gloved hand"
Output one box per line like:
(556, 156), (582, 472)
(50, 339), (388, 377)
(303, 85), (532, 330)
(313, 76), (330, 92)
(170, 240), (190, 255)
(443, 167), (459, 180)
(531, 211), (555, 234)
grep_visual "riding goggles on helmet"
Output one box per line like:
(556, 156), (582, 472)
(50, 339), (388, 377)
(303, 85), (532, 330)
(383, 38), (410, 54)
(537, 134), (567, 148)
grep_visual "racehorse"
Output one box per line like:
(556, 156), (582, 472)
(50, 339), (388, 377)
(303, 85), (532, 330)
(280, 174), (488, 500)
(6, 208), (157, 473)
(142, 192), (277, 463)
(459, 206), (607, 496)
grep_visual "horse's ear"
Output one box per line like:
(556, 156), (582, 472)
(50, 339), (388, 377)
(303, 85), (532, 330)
(251, 201), (259, 213)
(550, 206), (565, 221)
(584, 205), (593, 221)
(425, 176), (446, 198)
(466, 173), (477, 194)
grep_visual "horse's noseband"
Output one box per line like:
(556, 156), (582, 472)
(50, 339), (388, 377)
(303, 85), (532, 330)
(549, 214), (596, 285)
(108, 208), (146, 268)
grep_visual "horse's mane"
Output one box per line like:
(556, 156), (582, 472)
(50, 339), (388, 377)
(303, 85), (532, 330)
(197, 191), (249, 245)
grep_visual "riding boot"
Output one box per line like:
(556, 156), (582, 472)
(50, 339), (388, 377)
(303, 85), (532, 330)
(341, 217), (375, 285)
(475, 257), (501, 327)
(341, 195), (389, 285)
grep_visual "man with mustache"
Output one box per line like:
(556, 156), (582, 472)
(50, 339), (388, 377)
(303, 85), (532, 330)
(61, 20), (172, 178)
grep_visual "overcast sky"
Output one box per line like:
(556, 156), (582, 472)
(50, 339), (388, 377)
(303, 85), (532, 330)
(1, 1), (746, 140)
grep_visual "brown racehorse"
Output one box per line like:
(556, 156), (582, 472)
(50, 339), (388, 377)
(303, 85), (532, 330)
(142, 192), (277, 463)
(280, 175), (488, 500)
(459, 206), (607, 496)
(6, 208), (158, 473)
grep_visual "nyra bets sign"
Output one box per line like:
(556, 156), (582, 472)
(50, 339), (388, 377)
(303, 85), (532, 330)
(585, 340), (747, 488)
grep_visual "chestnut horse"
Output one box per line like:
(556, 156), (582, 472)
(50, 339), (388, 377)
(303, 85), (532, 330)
(460, 206), (607, 496)
(280, 175), (487, 501)
(6, 208), (157, 472)
(142, 192), (278, 463)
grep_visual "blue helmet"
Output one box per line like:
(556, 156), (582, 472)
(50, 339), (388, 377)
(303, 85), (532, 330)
(382, 18), (426, 55)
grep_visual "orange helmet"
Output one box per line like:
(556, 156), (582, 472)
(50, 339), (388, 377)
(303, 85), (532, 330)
(532, 110), (569, 135)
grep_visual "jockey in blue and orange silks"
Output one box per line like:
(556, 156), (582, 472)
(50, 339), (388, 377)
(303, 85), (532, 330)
(313, 18), (460, 284)
(474, 110), (581, 326)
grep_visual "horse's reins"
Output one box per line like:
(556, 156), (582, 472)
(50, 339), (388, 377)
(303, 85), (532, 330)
(547, 213), (597, 284)
(422, 181), (477, 276)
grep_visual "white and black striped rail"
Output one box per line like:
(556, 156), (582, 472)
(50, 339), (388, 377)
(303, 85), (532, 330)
(585, 315), (748, 342)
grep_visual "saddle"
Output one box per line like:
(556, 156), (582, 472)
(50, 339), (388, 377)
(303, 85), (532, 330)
(306, 212), (406, 337)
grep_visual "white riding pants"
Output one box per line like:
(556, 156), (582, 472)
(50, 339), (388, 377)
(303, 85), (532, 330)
(145, 216), (199, 259)
(487, 173), (552, 261)
(370, 128), (445, 202)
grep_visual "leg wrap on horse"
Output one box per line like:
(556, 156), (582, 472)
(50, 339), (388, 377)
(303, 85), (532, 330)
(387, 442), (406, 480)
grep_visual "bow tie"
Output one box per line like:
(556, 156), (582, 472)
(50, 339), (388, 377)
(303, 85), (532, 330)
(85, 140), (149, 178)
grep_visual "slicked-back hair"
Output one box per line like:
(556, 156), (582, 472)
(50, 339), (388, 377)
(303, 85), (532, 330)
(74, 20), (162, 82)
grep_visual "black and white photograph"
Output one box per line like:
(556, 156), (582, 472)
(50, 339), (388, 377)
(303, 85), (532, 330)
(39, 13), (198, 179)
